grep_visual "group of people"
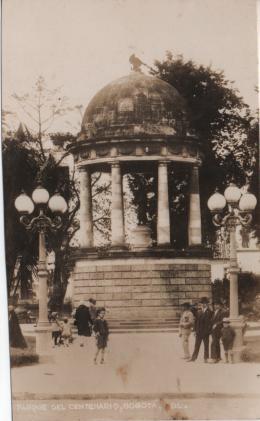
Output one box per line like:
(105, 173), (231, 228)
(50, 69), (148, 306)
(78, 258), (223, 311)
(50, 298), (109, 365)
(179, 297), (237, 363)
(9, 293), (243, 366)
(73, 298), (109, 364)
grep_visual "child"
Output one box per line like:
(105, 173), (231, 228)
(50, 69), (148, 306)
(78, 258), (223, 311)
(61, 318), (72, 347)
(93, 307), (109, 364)
(178, 302), (194, 360)
(51, 312), (62, 347)
(221, 318), (235, 363)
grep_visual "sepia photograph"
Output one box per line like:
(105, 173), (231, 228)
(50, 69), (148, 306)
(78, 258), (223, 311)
(1, 0), (260, 419)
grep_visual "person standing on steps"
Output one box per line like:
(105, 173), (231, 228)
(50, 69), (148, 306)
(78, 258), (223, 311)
(178, 302), (194, 360)
(74, 300), (92, 347)
(188, 297), (213, 363)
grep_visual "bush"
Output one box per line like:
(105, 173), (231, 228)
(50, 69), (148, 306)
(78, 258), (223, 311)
(10, 336), (39, 367)
(240, 347), (260, 363)
(211, 272), (260, 313)
(240, 348), (252, 362)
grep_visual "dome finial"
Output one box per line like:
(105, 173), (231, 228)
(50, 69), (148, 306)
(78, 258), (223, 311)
(129, 54), (143, 72)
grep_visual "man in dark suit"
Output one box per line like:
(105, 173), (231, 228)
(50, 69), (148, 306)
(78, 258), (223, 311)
(210, 300), (224, 363)
(188, 297), (213, 363)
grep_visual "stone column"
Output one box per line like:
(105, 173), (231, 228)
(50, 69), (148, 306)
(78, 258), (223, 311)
(111, 162), (125, 247)
(157, 161), (171, 246)
(188, 165), (202, 246)
(79, 167), (93, 248)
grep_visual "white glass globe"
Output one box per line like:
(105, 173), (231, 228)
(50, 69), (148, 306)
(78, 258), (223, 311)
(239, 193), (257, 211)
(224, 183), (241, 204)
(47, 251), (55, 264)
(48, 193), (67, 214)
(32, 187), (50, 205)
(207, 192), (226, 212)
(14, 192), (34, 214)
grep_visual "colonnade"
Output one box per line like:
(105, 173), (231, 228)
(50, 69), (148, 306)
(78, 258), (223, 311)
(78, 161), (202, 249)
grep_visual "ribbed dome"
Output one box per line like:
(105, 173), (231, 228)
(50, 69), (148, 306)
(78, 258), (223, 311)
(81, 72), (188, 140)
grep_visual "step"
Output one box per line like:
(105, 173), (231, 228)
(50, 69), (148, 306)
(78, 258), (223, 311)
(106, 318), (180, 323)
(109, 328), (178, 334)
(108, 324), (178, 328)
(107, 318), (179, 322)
(112, 322), (178, 324)
(71, 316), (180, 329)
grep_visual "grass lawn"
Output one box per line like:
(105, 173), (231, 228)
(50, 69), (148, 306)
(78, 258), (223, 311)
(10, 336), (39, 367)
(241, 339), (260, 362)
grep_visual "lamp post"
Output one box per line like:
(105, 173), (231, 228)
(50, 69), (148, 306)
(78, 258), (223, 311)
(47, 250), (56, 309)
(208, 183), (257, 361)
(15, 187), (67, 356)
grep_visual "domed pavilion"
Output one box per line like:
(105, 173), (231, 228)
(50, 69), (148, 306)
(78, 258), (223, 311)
(69, 69), (211, 323)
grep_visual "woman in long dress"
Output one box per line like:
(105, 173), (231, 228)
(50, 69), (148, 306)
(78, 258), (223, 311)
(9, 305), (27, 349)
(74, 301), (92, 347)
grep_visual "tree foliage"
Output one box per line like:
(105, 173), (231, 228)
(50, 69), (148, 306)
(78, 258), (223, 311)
(211, 273), (259, 313)
(2, 134), (39, 296)
(153, 52), (255, 170)
(152, 52), (258, 191)
(2, 130), (80, 306)
(3, 78), (80, 305)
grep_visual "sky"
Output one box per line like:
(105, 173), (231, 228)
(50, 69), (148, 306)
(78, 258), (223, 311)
(2, 0), (259, 133)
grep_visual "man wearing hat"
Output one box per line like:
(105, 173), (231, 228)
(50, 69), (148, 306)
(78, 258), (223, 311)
(210, 300), (224, 363)
(178, 302), (194, 359)
(188, 296), (213, 363)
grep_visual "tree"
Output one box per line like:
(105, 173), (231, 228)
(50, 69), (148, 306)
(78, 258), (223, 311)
(211, 273), (259, 314)
(11, 76), (75, 159)
(2, 132), (39, 297)
(3, 77), (111, 307)
(153, 53), (258, 243)
(127, 53), (258, 247)
(4, 76), (82, 307)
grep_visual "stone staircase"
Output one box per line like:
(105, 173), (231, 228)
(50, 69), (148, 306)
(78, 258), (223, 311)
(106, 317), (179, 333)
(70, 317), (179, 334)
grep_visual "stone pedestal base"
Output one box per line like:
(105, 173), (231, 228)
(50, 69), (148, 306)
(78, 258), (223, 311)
(229, 318), (246, 363)
(72, 255), (211, 322)
(130, 225), (152, 251)
(80, 247), (98, 257)
(109, 245), (129, 251)
(231, 345), (248, 363)
(35, 325), (52, 357)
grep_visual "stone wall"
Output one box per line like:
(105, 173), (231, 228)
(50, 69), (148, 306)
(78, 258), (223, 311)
(72, 258), (211, 319)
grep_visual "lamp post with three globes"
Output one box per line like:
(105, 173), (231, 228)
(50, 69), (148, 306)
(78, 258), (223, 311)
(208, 182), (257, 360)
(15, 185), (67, 356)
